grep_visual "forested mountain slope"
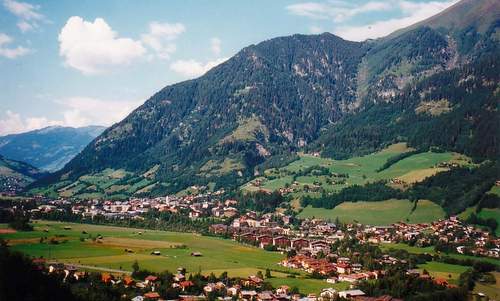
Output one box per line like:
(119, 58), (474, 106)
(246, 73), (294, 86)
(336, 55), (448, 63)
(33, 0), (499, 198)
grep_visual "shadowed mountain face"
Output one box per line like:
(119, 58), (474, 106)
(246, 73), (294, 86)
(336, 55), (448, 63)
(0, 125), (105, 172)
(0, 155), (46, 193)
(36, 0), (499, 197)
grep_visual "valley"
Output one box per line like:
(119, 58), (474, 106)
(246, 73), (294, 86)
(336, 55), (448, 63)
(0, 0), (499, 300)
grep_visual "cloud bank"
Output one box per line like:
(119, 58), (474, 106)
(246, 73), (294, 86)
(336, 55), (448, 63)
(58, 16), (146, 75)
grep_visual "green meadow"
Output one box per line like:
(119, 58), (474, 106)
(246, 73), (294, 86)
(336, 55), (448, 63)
(458, 206), (500, 236)
(381, 243), (500, 266)
(417, 261), (469, 285)
(243, 143), (469, 196)
(297, 199), (445, 225)
(1, 221), (334, 294)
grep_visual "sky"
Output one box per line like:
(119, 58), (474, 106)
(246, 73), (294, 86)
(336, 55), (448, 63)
(0, 0), (459, 135)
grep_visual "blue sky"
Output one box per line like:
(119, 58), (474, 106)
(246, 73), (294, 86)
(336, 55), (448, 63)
(0, 0), (458, 135)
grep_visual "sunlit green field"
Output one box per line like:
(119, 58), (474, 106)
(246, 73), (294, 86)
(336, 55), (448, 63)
(298, 199), (445, 225)
(381, 243), (500, 266)
(1, 221), (335, 294)
(417, 261), (469, 284)
(458, 206), (500, 236)
(243, 143), (469, 199)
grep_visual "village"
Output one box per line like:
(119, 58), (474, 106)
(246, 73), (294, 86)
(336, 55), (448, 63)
(20, 191), (500, 261)
(2, 191), (498, 300)
(29, 258), (407, 301)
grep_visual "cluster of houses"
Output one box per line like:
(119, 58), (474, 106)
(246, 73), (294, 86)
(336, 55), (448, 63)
(280, 255), (379, 283)
(385, 217), (500, 258)
(212, 212), (500, 260)
(27, 191), (242, 221)
(18, 192), (500, 261)
(34, 259), (396, 301)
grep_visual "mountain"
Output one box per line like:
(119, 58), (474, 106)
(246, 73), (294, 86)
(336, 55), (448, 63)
(317, 0), (500, 159)
(0, 155), (46, 193)
(34, 0), (499, 199)
(0, 125), (105, 172)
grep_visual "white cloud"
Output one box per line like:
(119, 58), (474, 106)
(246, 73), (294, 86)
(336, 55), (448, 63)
(58, 16), (146, 75)
(141, 21), (185, 60)
(210, 37), (221, 56)
(287, 1), (391, 22)
(170, 58), (228, 79)
(333, 0), (459, 41)
(0, 110), (63, 135)
(0, 32), (30, 59)
(3, 0), (46, 32)
(55, 96), (143, 127)
(309, 25), (324, 34)
(0, 97), (143, 135)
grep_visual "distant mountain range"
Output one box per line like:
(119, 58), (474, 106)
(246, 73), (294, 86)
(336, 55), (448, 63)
(0, 154), (46, 193)
(34, 0), (499, 198)
(0, 125), (105, 172)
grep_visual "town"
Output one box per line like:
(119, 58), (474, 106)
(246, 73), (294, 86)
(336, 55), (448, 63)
(1, 190), (498, 300)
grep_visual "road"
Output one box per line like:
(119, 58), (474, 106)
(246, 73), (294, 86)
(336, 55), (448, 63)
(57, 262), (132, 274)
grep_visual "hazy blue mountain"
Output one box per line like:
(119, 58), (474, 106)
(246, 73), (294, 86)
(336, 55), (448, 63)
(0, 125), (105, 172)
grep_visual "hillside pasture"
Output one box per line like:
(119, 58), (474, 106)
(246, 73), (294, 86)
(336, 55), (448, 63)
(297, 199), (445, 225)
(1, 221), (340, 294)
(242, 144), (469, 201)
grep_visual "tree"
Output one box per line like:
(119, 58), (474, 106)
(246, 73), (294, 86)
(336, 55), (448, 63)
(132, 260), (140, 274)
(265, 269), (272, 278)
(256, 271), (264, 279)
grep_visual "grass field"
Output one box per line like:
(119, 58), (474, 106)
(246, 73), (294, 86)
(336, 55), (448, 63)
(473, 272), (500, 300)
(243, 144), (470, 198)
(297, 199), (445, 225)
(417, 261), (469, 284)
(458, 206), (500, 236)
(381, 243), (500, 266)
(489, 185), (500, 196)
(1, 221), (336, 294)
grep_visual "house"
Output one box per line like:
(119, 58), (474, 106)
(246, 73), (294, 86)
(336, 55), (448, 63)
(101, 273), (114, 283)
(209, 224), (228, 234)
(240, 290), (258, 300)
(310, 240), (329, 250)
(338, 273), (369, 283)
(273, 236), (291, 249)
(143, 292), (160, 299)
(291, 238), (310, 250)
(240, 233), (257, 242)
(203, 283), (217, 293)
(124, 276), (135, 286)
(227, 285), (240, 296)
(179, 280), (195, 291)
(355, 296), (403, 301)
(338, 290), (365, 298)
(224, 207), (239, 218)
(257, 235), (273, 248)
(245, 275), (264, 287)
(145, 275), (159, 285)
(191, 252), (203, 257)
(257, 291), (274, 301)
(320, 288), (337, 299)
(336, 263), (351, 274)
(434, 278), (449, 287)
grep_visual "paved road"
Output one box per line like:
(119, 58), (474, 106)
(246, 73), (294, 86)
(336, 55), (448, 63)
(58, 262), (132, 274)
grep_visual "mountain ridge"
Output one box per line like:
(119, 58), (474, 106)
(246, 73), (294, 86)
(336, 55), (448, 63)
(32, 0), (500, 198)
(0, 125), (105, 172)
